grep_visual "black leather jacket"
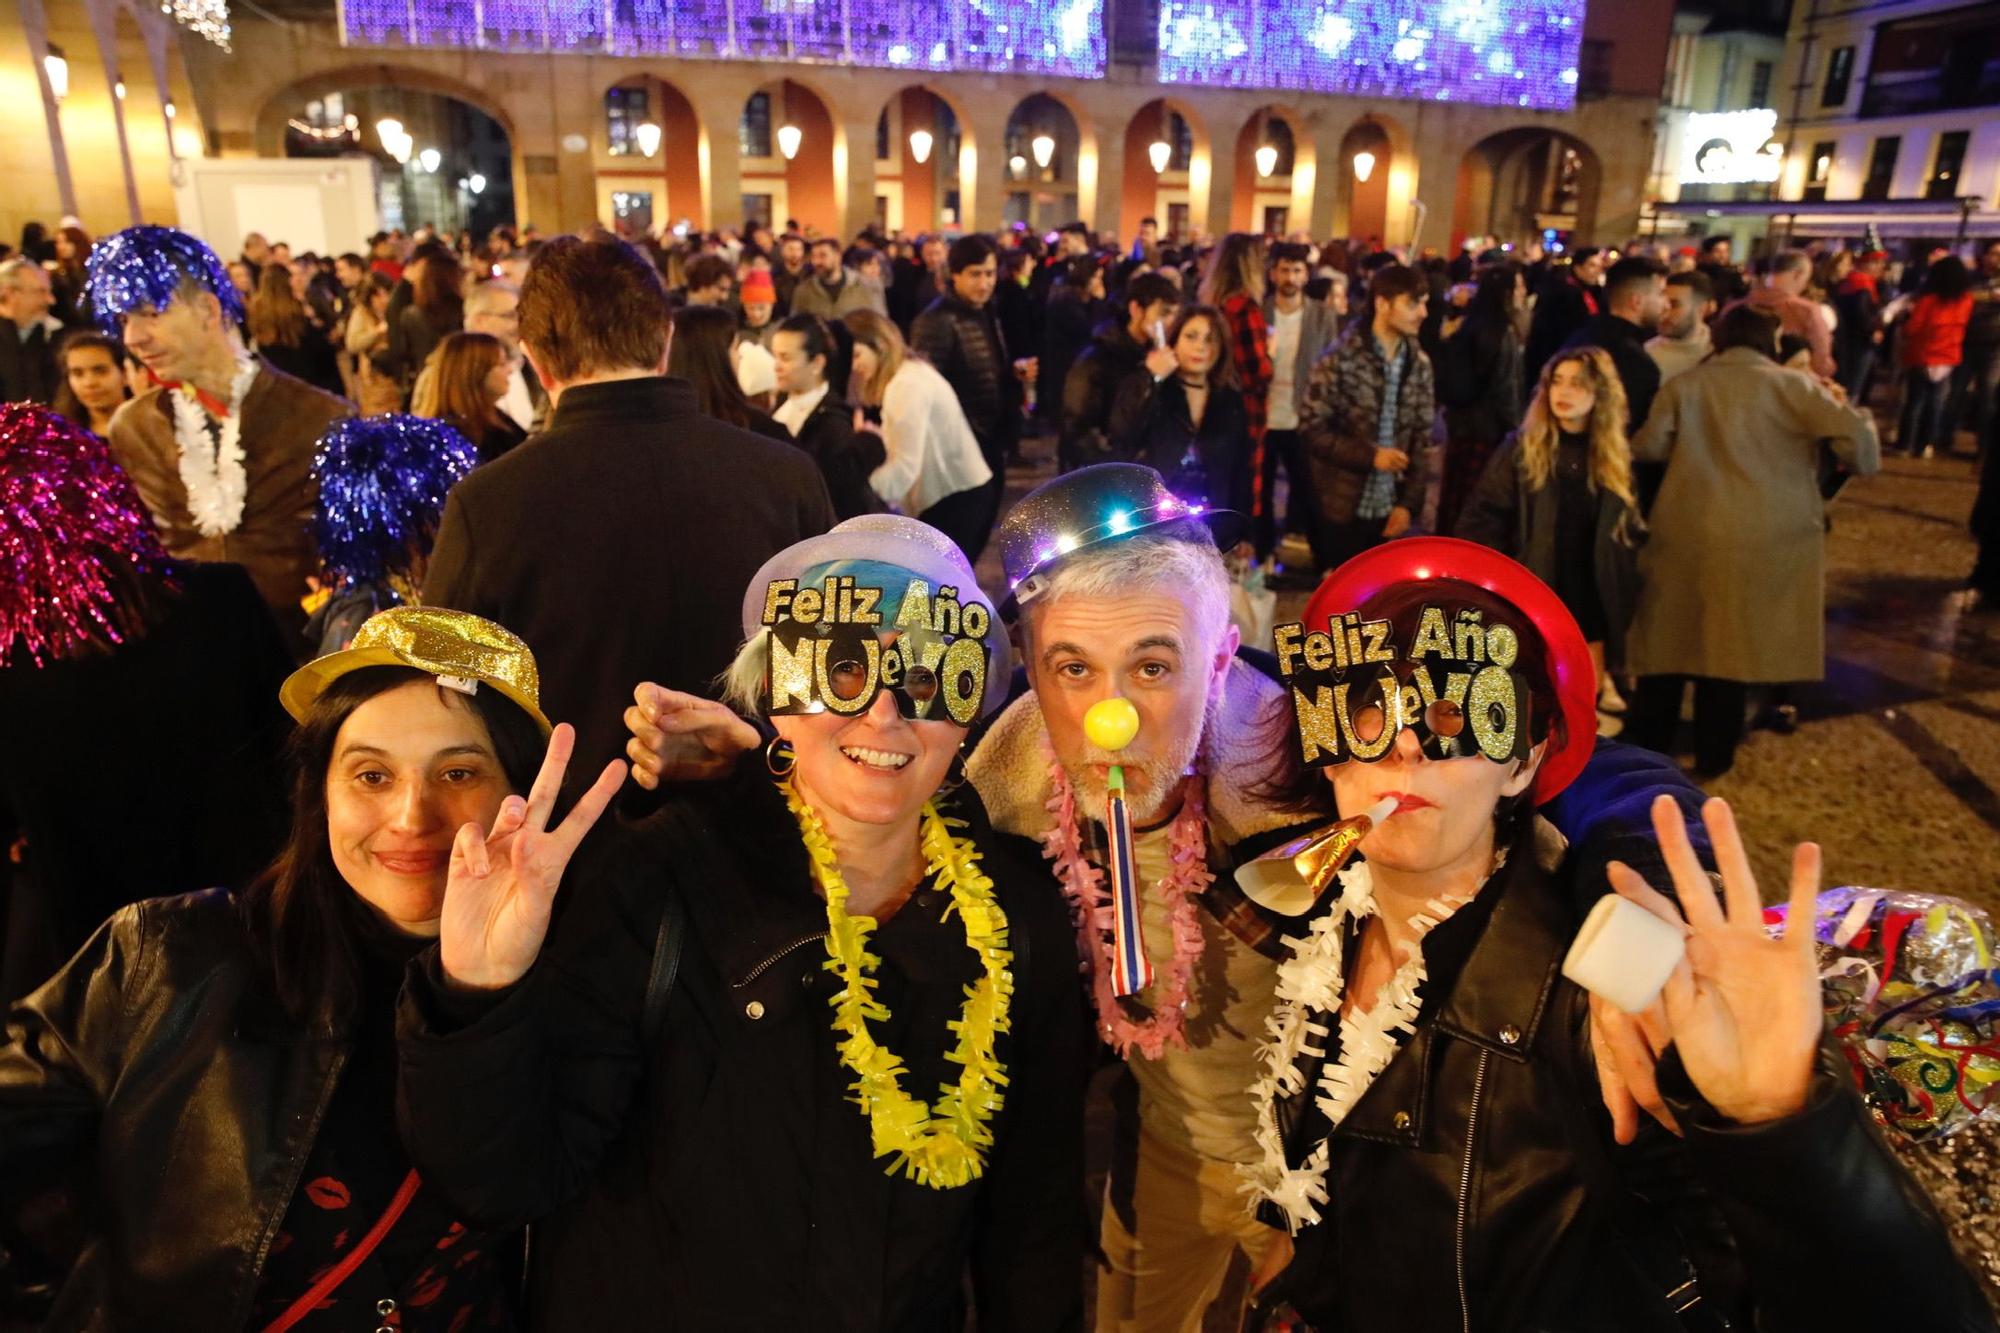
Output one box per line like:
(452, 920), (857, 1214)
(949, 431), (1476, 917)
(911, 294), (1019, 457)
(1263, 823), (1994, 1333)
(1060, 319), (1149, 471)
(2, 891), (356, 1330)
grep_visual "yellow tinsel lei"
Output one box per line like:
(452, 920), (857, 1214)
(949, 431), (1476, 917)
(781, 782), (1014, 1189)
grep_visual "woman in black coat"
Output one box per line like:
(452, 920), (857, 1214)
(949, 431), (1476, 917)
(396, 519), (1088, 1331)
(2, 607), (597, 1329)
(770, 312), (885, 519)
(1108, 304), (1254, 516)
(1435, 262), (1526, 537)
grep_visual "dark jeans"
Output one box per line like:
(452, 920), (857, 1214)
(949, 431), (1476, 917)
(1950, 344), (2000, 451)
(1315, 512), (1389, 576)
(1838, 344), (1877, 408)
(1624, 675), (1750, 775)
(920, 482), (998, 564)
(1255, 428), (1315, 558)
(1897, 368), (1951, 454)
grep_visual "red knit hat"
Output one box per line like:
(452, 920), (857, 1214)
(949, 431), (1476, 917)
(740, 269), (777, 302)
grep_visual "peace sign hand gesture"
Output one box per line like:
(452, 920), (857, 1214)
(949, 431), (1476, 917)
(1607, 795), (1825, 1127)
(439, 723), (628, 992)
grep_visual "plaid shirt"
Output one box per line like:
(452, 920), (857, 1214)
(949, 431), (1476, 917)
(1354, 333), (1410, 520)
(1220, 294), (1275, 517)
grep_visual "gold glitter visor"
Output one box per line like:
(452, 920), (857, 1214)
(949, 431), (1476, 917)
(279, 606), (551, 735)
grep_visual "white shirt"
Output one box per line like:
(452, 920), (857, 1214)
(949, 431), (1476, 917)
(1266, 304), (1304, 431)
(497, 362), (536, 432)
(735, 339), (776, 398)
(870, 358), (993, 516)
(772, 380), (828, 438)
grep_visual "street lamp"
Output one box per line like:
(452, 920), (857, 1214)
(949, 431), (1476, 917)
(1255, 143), (1278, 178)
(163, 98), (177, 120)
(467, 173), (486, 195)
(1352, 150), (1376, 183)
(44, 45), (68, 103)
(1031, 133), (1054, 169)
(776, 123), (802, 160)
(1009, 154), (1027, 179)
(908, 128), (933, 165)
(113, 75), (126, 100)
(418, 147), (441, 174)
(1148, 140), (1171, 173)
(633, 121), (661, 158)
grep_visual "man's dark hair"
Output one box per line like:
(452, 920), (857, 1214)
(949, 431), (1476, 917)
(1712, 303), (1780, 356)
(1303, 275), (1334, 303)
(1140, 216), (1158, 228)
(809, 236), (842, 256)
(947, 234), (997, 275)
(1124, 271), (1179, 319)
(1061, 221), (1090, 241)
(336, 252), (365, 271)
(518, 234), (671, 382)
(1063, 255), (1098, 289)
(1269, 242), (1311, 267)
(1698, 235), (1731, 256)
(1666, 269), (1714, 303)
(1369, 263), (1427, 308)
(1603, 255), (1667, 307)
(684, 253), (733, 292)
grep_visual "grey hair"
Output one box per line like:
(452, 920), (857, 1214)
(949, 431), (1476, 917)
(720, 629), (771, 716)
(463, 279), (519, 321)
(1023, 527), (1233, 660)
(0, 257), (41, 291)
(1770, 250), (1811, 277)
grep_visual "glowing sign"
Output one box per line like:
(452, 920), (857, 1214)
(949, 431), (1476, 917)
(1680, 109), (1783, 185)
(1156, 0), (1584, 111)
(337, 0), (1104, 75)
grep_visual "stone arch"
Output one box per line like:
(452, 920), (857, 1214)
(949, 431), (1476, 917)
(875, 84), (974, 232)
(740, 76), (841, 234)
(596, 73), (704, 235)
(1327, 111), (1417, 245)
(252, 64), (515, 159)
(1122, 96), (1212, 245)
(1230, 105), (1316, 236)
(1002, 93), (1086, 232)
(1452, 126), (1603, 248)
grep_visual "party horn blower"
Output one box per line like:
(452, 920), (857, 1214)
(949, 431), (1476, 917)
(1235, 796), (1398, 916)
(1085, 697), (1149, 997)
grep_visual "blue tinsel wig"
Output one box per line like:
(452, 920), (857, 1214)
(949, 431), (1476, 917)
(86, 225), (244, 335)
(312, 415), (479, 587)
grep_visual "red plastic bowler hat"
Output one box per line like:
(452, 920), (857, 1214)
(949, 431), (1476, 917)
(1303, 537), (1597, 804)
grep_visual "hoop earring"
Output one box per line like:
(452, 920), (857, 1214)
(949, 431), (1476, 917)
(764, 735), (796, 779)
(937, 748), (968, 796)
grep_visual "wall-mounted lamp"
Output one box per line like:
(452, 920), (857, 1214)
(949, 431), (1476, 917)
(1352, 150), (1377, 182)
(1148, 140), (1171, 173)
(908, 128), (933, 165)
(777, 123), (802, 160)
(1031, 133), (1055, 169)
(634, 121), (662, 158)
(1255, 143), (1278, 178)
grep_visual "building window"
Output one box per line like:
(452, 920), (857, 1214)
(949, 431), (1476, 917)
(1262, 205), (1288, 236)
(606, 86), (648, 157)
(1803, 140), (1835, 202)
(741, 193), (772, 228)
(1749, 60), (1773, 108)
(1859, 8), (2000, 118)
(1861, 136), (1899, 200)
(1168, 111), (1193, 173)
(1927, 130), (1970, 200)
(740, 92), (772, 160)
(1578, 39), (1613, 100)
(876, 109), (890, 163)
(1822, 46), (1854, 107)
(610, 190), (653, 236)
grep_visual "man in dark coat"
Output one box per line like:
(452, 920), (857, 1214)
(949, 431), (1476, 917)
(1040, 256), (1102, 437)
(1058, 271), (1179, 473)
(424, 234), (835, 798)
(0, 258), (60, 404)
(1524, 246), (1604, 385)
(911, 234), (1024, 559)
(1560, 254), (1668, 437)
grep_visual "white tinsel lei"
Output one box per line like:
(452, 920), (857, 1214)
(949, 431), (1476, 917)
(169, 356), (257, 538)
(1239, 857), (1491, 1234)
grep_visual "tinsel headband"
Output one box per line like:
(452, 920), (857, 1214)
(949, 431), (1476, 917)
(86, 225), (244, 335)
(312, 414), (478, 588)
(0, 403), (177, 669)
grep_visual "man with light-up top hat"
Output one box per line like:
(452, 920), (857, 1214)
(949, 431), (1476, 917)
(622, 463), (1725, 1331)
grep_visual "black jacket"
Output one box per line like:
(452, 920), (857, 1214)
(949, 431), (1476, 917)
(1040, 281), (1098, 427)
(1107, 371), (1254, 517)
(911, 294), (1019, 460)
(1526, 272), (1600, 385)
(1265, 822), (1992, 1333)
(784, 391), (887, 520)
(1562, 312), (1663, 436)
(1434, 316), (1524, 446)
(0, 890), (503, 1331)
(396, 769), (1089, 1331)
(0, 315), (57, 405)
(423, 376), (835, 800)
(1060, 319), (1149, 471)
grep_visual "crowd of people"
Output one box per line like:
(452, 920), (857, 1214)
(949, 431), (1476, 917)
(0, 205), (1997, 1333)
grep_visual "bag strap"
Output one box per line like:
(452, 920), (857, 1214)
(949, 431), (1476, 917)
(642, 883), (688, 1047)
(259, 1168), (421, 1333)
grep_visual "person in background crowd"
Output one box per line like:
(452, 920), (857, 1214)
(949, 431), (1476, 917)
(15, 222), (55, 266)
(89, 226), (352, 642)
(1560, 255), (1666, 437)
(1953, 238), (2000, 451)
(1811, 249), (1852, 324)
(238, 231), (271, 281)
(303, 415), (478, 656)
(1303, 272), (1349, 321)
(246, 263), (343, 396)
(667, 303), (790, 443)
(844, 308), (992, 558)
(0, 257), (60, 404)
(1832, 249), (1888, 406)
(1108, 304), (1253, 518)
(1041, 253), (1102, 433)
(1725, 251), (1834, 379)
(995, 249), (1042, 398)
(913, 234), (1027, 558)
(0, 402), (291, 1001)
(1458, 346), (1642, 714)
(47, 224), (93, 329)
(769, 312), (885, 519)
(1130, 216), (1162, 265)
(1200, 234), (1274, 537)
(369, 230), (405, 282)
(2, 608), (570, 1329)
(1893, 255), (1975, 458)
(1623, 305), (1879, 777)
(412, 330), (526, 463)
(737, 267), (780, 351)
(50, 329), (131, 436)
(1261, 243), (1341, 561)
(680, 253), (734, 308)
(771, 231), (809, 312)
(1299, 263), (1435, 571)
(1524, 246), (1603, 384)
(790, 237), (884, 322)
(1646, 269), (1716, 388)
(463, 277), (543, 434)
(225, 260), (256, 304)
(424, 234), (834, 797)
(333, 251), (369, 312)
(1695, 233), (1746, 305)
(343, 271), (403, 414)
(1061, 270), (1181, 474)
(1434, 261), (1525, 538)
(388, 248), (465, 397)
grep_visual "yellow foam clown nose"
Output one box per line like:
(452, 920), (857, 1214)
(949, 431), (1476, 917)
(1084, 697), (1141, 752)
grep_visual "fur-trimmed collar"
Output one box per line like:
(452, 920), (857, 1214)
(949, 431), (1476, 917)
(967, 658), (1309, 851)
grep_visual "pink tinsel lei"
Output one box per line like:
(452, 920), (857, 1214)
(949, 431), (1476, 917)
(0, 403), (175, 669)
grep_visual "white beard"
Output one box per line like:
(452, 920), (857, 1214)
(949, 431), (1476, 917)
(1061, 692), (1218, 825)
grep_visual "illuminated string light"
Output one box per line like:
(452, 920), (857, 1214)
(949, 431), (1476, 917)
(161, 0), (231, 50)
